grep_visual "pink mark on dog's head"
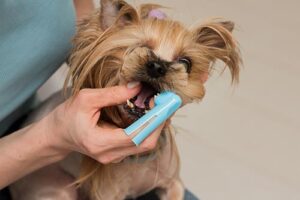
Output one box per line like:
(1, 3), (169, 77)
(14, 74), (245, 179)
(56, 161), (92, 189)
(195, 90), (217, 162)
(148, 9), (167, 20)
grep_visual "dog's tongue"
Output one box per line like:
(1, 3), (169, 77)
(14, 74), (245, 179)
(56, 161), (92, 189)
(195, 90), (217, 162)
(134, 85), (155, 108)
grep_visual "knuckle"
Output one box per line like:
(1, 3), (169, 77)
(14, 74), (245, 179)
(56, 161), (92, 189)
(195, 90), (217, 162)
(80, 137), (96, 155)
(141, 140), (157, 151)
(98, 156), (112, 164)
(81, 139), (91, 153)
(77, 89), (90, 103)
(110, 87), (122, 101)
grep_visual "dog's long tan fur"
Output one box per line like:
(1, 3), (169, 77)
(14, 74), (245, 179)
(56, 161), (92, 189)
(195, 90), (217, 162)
(64, 0), (241, 199)
(10, 1), (241, 199)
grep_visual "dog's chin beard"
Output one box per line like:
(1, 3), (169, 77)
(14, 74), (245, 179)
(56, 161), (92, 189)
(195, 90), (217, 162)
(120, 82), (159, 125)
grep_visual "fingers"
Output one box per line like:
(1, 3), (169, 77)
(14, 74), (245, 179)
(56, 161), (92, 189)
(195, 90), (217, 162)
(95, 127), (133, 148)
(95, 82), (141, 108)
(76, 82), (141, 111)
(138, 122), (165, 150)
(94, 122), (166, 164)
(98, 104), (166, 147)
(81, 92), (168, 164)
(94, 97), (165, 163)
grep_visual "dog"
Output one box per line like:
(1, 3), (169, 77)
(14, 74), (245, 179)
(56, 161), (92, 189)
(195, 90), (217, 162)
(10, 0), (241, 199)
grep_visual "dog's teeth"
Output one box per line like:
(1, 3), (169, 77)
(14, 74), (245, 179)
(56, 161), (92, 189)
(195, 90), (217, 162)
(129, 102), (134, 108)
(127, 99), (134, 108)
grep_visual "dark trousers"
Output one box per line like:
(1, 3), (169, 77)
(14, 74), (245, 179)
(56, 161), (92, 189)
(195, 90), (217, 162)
(0, 188), (198, 200)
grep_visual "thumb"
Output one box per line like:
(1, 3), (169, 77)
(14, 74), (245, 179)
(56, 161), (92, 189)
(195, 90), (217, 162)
(86, 82), (141, 109)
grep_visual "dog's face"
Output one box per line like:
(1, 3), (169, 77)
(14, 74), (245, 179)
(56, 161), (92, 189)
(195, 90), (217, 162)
(68, 0), (241, 128)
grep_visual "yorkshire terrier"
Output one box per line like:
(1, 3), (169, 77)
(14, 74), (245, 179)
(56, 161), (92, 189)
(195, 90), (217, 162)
(10, 0), (241, 199)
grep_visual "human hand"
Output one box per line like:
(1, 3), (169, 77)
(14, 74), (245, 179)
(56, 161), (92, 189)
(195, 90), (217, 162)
(45, 82), (166, 164)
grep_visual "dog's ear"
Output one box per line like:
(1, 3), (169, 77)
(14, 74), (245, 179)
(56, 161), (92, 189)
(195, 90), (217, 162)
(193, 20), (241, 83)
(100, 0), (138, 30)
(194, 21), (234, 48)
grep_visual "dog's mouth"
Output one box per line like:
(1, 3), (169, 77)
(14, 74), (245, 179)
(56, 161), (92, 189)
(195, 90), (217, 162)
(122, 82), (158, 120)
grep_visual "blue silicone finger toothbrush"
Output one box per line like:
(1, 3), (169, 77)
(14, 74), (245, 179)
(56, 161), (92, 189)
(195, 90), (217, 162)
(124, 91), (182, 145)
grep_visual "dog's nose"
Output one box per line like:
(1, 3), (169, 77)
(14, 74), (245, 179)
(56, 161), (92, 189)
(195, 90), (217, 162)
(146, 61), (166, 78)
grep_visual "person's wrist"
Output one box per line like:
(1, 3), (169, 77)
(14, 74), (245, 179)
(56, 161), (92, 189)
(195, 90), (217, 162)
(39, 112), (72, 160)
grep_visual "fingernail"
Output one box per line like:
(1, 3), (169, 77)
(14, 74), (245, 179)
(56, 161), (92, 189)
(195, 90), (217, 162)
(127, 81), (140, 89)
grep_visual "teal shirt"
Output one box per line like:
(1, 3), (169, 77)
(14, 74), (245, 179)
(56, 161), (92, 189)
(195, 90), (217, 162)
(0, 0), (76, 135)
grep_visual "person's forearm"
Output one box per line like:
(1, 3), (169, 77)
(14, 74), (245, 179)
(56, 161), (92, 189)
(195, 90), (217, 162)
(0, 117), (67, 189)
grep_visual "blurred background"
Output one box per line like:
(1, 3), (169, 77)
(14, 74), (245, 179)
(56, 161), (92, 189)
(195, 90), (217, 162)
(37, 0), (300, 199)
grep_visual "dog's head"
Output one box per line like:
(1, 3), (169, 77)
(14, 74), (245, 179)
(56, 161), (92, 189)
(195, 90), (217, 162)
(68, 0), (241, 128)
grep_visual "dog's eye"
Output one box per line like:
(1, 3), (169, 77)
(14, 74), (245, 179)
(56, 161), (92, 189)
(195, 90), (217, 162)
(178, 57), (192, 73)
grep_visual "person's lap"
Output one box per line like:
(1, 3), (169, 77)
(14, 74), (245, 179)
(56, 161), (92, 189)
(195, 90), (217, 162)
(0, 112), (199, 200)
